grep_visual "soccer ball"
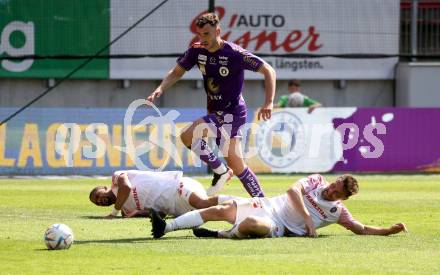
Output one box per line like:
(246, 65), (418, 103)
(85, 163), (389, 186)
(44, 224), (74, 250)
(288, 93), (305, 107)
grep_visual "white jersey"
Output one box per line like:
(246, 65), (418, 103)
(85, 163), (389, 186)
(111, 170), (205, 217)
(270, 174), (355, 235)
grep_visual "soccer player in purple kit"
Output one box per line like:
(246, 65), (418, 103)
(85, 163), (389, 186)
(147, 13), (276, 197)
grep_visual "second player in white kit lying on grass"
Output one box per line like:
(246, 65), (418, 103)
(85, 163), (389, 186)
(89, 170), (237, 219)
(150, 174), (407, 239)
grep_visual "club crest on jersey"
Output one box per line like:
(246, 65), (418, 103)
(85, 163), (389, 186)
(209, 57), (216, 65)
(219, 66), (229, 77)
(330, 207), (337, 213)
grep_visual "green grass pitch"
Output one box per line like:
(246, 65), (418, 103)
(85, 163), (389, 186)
(1, 174), (439, 274)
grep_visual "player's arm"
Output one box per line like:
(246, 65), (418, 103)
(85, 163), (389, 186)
(307, 103), (322, 114)
(257, 62), (276, 121)
(275, 95), (288, 108)
(286, 182), (317, 237)
(345, 221), (407, 236)
(147, 64), (186, 102)
(303, 96), (322, 114)
(122, 209), (150, 218)
(106, 173), (131, 219)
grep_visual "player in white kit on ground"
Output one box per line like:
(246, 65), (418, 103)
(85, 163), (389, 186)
(89, 170), (237, 219)
(150, 174), (407, 239)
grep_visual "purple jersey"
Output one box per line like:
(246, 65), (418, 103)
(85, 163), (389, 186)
(177, 41), (264, 114)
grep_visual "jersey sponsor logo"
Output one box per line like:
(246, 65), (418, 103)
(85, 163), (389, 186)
(208, 94), (223, 100)
(219, 56), (228, 65)
(132, 187), (141, 210)
(208, 95), (223, 100)
(243, 55), (259, 69)
(219, 66), (229, 76)
(256, 111), (306, 168)
(198, 54), (207, 66)
(207, 77), (220, 94)
(330, 207), (337, 213)
(305, 193), (327, 219)
(198, 63), (206, 75)
(309, 175), (322, 187)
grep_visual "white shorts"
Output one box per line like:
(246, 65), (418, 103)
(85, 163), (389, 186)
(234, 197), (284, 238)
(171, 177), (207, 216)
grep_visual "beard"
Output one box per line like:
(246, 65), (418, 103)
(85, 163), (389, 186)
(321, 189), (329, 200)
(108, 193), (117, 205)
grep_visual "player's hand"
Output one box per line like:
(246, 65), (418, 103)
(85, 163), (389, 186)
(121, 209), (129, 218)
(307, 103), (321, 114)
(122, 210), (139, 218)
(257, 102), (273, 121)
(305, 219), (318, 237)
(147, 88), (163, 103)
(389, 223), (408, 234)
(307, 106), (317, 114)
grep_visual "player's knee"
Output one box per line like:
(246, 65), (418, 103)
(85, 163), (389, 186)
(239, 217), (271, 237)
(180, 131), (191, 147)
(191, 197), (211, 209)
(241, 217), (260, 229)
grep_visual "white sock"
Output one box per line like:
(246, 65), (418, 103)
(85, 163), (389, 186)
(217, 195), (240, 204)
(212, 163), (227, 174)
(165, 211), (204, 233)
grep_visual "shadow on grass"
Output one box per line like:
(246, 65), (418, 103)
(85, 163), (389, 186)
(35, 234), (333, 251)
(80, 215), (122, 220)
(74, 236), (194, 245)
(80, 215), (148, 219)
(34, 248), (77, 252)
(285, 234), (332, 239)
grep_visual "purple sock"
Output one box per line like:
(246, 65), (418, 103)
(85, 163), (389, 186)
(237, 167), (265, 197)
(190, 139), (223, 171)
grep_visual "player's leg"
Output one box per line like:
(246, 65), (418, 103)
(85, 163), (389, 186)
(237, 216), (272, 238)
(180, 118), (232, 190)
(180, 117), (226, 173)
(194, 198), (277, 239)
(188, 192), (241, 209)
(177, 177), (239, 211)
(150, 200), (237, 238)
(214, 216), (272, 239)
(223, 138), (265, 197)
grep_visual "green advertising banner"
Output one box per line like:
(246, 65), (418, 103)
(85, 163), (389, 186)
(0, 0), (109, 78)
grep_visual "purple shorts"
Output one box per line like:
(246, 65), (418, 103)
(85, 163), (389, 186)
(202, 110), (247, 146)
